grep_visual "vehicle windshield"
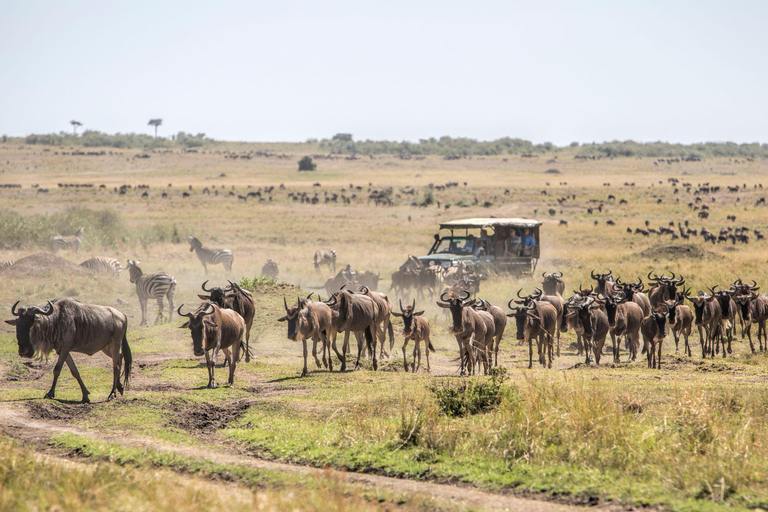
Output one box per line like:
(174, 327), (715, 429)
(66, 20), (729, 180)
(434, 236), (475, 255)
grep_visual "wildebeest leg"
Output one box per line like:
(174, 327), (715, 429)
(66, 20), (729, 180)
(467, 335), (476, 375)
(64, 354), (91, 403)
(301, 339), (309, 377)
(745, 323), (755, 353)
(45, 350), (73, 401)
(547, 333), (554, 369)
(311, 337), (323, 369)
(205, 350), (217, 389)
(369, 325), (379, 371)
(673, 328), (680, 354)
(555, 324), (561, 357)
(657, 339), (663, 369)
(353, 330), (365, 370)
(610, 332), (619, 363)
(226, 344), (238, 386)
(425, 337), (431, 372)
(527, 335), (533, 369)
(402, 336), (410, 371)
(494, 333), (500, 367)
(331, 332), (343, 371)
(413, 339), (421, 373)
(684, 329), (691, 357)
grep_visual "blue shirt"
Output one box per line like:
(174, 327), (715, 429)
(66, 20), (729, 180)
(524, 234), (535, 249)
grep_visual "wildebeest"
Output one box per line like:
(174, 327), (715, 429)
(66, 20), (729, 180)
(472, 298), (507, 366)
(666, 293), (693, 356)
(199, 280), (255, 362)
(178, 302), (245, 388)
(597, 292), (643, 363)
(647, 271), (684, 307)
(356, 285), (395, 359)
(261, 259), (279, 279)
(52, 227), (84, 254)
(391, 299), (433, 373)
(590, 269), (616, 299)
(613, 278), (651, 317)
(188, 236), (234, 274)
(436, 291), (488, 375)
(324, 265), (358, 297)
(520, 288), (563, 356)
(541, 271), (565, 296)
(5, 298), (132, 403)
(356, 270), (381, 291)
(507, 299), (557, 369)
(685, 289), (722, 358)
(314, 249), (337, 273)
(325, 288), (379, 371)
(278, 295), (333, 376)
(640, 306), (668, 369)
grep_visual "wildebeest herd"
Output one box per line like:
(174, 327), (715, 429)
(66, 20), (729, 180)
(7, 234), (768, 404)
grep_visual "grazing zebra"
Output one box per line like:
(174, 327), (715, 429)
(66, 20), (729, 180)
(0, 260), (15, 271)
(313, 249), (336, 273)
(52, 227), (85, 254)
(188, 236), (233, 274)
(80, 257), (122, 278)
(126, 259), (176, 325)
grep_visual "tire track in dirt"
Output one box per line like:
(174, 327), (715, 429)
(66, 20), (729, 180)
(0, 401), (588, 512)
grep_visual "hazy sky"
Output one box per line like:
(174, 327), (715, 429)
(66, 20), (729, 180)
(1, 1), (766, 144)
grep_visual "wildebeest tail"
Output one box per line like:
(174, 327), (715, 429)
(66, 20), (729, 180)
(121, 327), (132, 392)
(387, 320), (394, 350)
(364, 326), (374, 355)
(428, 341), (435, 352)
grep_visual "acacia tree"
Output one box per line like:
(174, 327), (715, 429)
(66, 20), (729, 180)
(148, 118), (163, 138)
(70, 120), (82, 136)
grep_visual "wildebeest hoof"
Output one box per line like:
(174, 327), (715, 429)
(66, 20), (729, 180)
(44, 391), (55, 400)
(301, 369), (308, 377)
(208, 383), (218, 389)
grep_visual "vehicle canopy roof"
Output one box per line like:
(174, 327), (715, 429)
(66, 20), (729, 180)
(439, 218), (542, 230)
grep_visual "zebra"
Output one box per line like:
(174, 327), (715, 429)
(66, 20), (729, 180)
(0, 260), (15, 272)
(313, 249), (336, 273)
(188, 236), (233, 274)
(52, 227), (84, 254)
(80, 257), (122, 278)
(126, 259), (176, 326)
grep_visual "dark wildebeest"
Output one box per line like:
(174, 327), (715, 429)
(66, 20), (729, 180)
(356, 285), (395, 359)
(665, 291), (694, 357)
(391, 299), (433, 373)
(314, 249), (337, 273)
(596, 292), (643, 363)
(199, 280), (255, 362)
(357, 271), (381, 291)
(507, 299), (557, 369)
(6, 298), (132, 403)
(325, 288), (379, 371)
(324, 266), (358, 298)
(640, 306), (668, 369)
(526, 288), (563, 356)
(564, 295), (609, 365)
(732, 290), (768, 353)
(178, 302), (245, 388)
(685, 289), (723, 358)
(261, 259), (279, 279)
(472, 298), (507, 366)
(278, 295), (333, 376)
(613, 277), (651, 317)
(541, 271), (565, 297)
(591, 269), (616, 299)
(647, 271), (684, 307)
(436, 291), (486, 375)
(713, 286), (737, 355)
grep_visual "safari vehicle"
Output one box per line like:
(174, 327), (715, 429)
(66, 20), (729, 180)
(417, 218), (541, 275)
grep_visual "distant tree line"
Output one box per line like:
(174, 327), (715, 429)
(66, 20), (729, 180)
(24, 131), (211, 149)
(319, 134), (768, 159)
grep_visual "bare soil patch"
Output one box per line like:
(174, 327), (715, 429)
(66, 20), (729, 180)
(168, 398), (254, 432)
(635, 244), (720, 260)
(26, 401), (93, 421)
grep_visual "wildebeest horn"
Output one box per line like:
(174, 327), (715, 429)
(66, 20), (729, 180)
(707, 286), (717, 295)
(201, 303), (216, 316)
(556, 271), (563, 277)
(607, 268), (612, 276)
(326, 293), (338, 306)
(283, 297), (289, 312)
(340, 284), (347, 291)
(177, 305), (194, 319)
(399, 299), (405, 313)
(751, 279), (760, 291)
(11, 300), (20, 316)
(668, 270), (676, 280)
(507, 298), (517, 310)
(460, 290), (471, 301)
(201, 280), (212, 292)
(735, 278), (743, 285)
(647, 271), (660, 281)
(517, 288), (525, 299)
(306, 292), (314, 300)
(590, 270), (598, 279)
(358, 285), (369, 294)
(440, 291), (452, 302)
(28, 301), (54, 316)
(542, 271), (547, 278)
(412, 298), (416, 311)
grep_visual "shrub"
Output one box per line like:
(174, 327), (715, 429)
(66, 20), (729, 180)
(298, 156), (316, 171)
(429, 367), (509, 417)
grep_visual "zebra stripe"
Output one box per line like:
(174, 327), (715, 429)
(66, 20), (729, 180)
(127, 260), (176, 325)
(188, 236), (233, 273)
(52, 227), (85, 254)
(80, 257), (122, 277)
(0, 260), (15, 271)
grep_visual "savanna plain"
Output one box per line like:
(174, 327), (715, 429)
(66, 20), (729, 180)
(2, 141), (768, 512)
